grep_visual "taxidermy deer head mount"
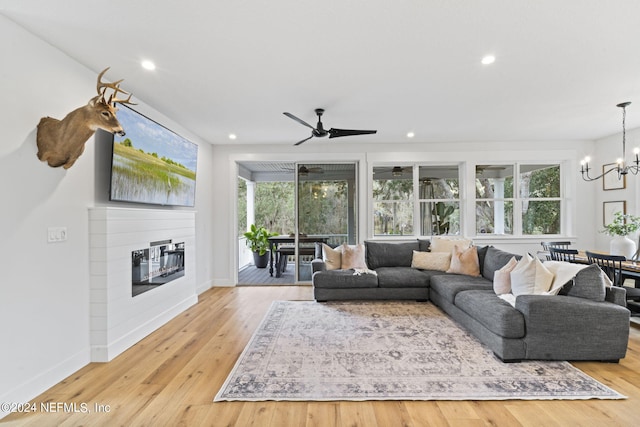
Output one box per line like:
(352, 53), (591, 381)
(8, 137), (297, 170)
(36, 67), (135, 169)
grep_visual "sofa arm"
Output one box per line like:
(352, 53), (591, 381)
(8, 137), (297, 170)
(606, 286), (627, 307)
(515, 295), (629, 360)
(311, 258), (327, 274)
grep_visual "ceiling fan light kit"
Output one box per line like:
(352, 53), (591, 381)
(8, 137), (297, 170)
(284, 108), (377, 146)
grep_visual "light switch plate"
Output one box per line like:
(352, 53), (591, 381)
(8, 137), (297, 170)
(48, 227), (67, 243)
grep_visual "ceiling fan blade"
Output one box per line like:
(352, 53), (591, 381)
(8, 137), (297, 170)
(328, 128), (377, 139)
(294, 135), (314, 146)
(284, 112), (317, 130)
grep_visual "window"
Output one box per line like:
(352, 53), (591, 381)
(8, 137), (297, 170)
(520, 164), (561, 235)
(373, 166), (413, 235)
(419, 166), (460, 235)
(475, 164), (561, 235)
(371, 162), (562, 238)
(475, 165), (514, 235)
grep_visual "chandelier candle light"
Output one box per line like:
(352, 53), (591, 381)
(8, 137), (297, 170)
(581, 102), (640, 182)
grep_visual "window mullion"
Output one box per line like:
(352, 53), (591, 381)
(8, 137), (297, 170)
(513, 163), (522, 235)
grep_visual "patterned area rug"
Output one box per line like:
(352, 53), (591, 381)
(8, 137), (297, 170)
(215, 301), (624, 401)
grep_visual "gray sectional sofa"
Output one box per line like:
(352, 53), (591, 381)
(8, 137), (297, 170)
(311, 240), (630, 362)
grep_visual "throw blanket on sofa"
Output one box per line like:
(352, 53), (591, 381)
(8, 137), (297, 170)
(353, 268), (378, 276)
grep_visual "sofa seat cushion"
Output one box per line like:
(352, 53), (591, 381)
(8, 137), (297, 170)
(312, 270), (379, 289)
(454, 290), (526, 339)
(376, 267), (437, 288)
(429, 274), (493, 304)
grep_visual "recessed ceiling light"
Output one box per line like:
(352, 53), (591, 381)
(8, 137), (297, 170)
(228, 133), (237, 140)
(407, 132), (415, 138)
(481, 55), (496, 65)
(141, 60), (156, 70)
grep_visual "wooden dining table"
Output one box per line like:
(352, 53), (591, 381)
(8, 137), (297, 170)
(267, 235), (329, 277)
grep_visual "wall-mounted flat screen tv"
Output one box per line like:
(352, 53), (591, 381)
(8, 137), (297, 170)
(109, 104), (198, 207)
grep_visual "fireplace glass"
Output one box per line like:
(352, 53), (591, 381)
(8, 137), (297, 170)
(132, 241), (185, 296)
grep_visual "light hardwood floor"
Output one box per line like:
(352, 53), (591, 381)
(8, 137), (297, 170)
(3, 286), (640, 426)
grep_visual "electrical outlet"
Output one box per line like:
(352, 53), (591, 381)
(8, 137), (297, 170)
(47, 227), (67, 243)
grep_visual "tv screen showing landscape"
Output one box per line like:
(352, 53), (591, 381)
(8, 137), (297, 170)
(110, 104), (198, 207)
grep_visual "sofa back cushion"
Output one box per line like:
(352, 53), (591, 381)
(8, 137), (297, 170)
(482, 246), (522, 281)
(365, 240), (419, 270)
(418, 239), (431, 252)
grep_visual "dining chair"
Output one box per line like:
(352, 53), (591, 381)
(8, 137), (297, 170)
(541, 241), (572, 250)
(548, 247), (579, 263)
(540, 241), (573, 260)
(585, 251), (625, 287)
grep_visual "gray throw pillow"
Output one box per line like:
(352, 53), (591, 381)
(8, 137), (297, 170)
(568, 264), (607, 302)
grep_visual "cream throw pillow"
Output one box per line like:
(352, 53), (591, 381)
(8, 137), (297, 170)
(446, 245), (480, 277)
(341, 243), (367, 270)
(510, 254), (555, 296)
(493, 256), (518, 295)
(430, 236), (472, 253)
(411, 250), (451, 271)
(322, 243), (342, 270)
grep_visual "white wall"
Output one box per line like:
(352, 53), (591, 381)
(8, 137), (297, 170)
(211, 139), (598, 286)
(0, 15), (215, 415)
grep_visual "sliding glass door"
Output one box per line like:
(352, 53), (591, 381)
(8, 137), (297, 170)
(295, 162), (358, 282)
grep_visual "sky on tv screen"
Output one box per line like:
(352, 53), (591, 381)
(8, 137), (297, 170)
(114, 105), (198, 173)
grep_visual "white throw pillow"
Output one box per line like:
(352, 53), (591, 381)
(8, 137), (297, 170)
(510, 254), (554, 296)
(493, 256), (518, 295)
(322, 243), (342, 270)
(430, 236), (472, 253)
(341, 243), (367, 270)
(411, 250), (451, 271)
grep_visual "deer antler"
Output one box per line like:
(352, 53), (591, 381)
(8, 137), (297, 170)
(96, 67), (135, 106)
(108, 92), (136, 105)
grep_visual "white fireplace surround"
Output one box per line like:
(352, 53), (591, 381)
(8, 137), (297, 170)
(89, 207), (197, 362)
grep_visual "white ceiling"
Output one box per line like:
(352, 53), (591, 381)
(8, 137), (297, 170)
(2, 0), (640, 146)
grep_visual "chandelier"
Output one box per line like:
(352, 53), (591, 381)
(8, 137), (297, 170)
(580, 102), (639, 181)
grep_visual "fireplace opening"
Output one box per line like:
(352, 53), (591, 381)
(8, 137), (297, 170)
(132, 240), (185, 297)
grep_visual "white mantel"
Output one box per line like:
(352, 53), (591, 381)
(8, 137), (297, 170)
(88, 207), (198, 362)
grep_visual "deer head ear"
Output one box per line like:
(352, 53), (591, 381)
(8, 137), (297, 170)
(88, 96), (101, 106)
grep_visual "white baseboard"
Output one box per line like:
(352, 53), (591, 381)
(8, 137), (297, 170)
(196, 279), (214, 294)
(90, 294), (197, 362)
(0, 348), (90, 420)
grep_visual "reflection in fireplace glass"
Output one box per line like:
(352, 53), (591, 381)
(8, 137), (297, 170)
(132, 241), (185, 297)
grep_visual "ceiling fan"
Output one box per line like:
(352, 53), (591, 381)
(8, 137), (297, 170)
(282, 164), (324, 175)
(374, 166), (412, 177)
(283, 108), (377, 146)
